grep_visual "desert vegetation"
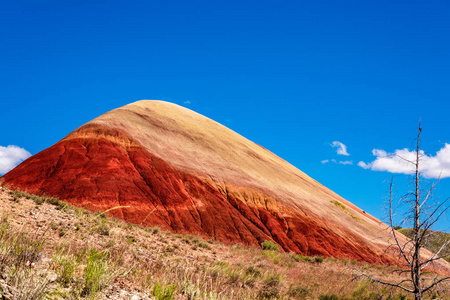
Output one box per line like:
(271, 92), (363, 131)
(397, 228), (450, 263)
(0, 187), (448, 299)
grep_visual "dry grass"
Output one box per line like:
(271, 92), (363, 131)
(0, 187), (448, 300)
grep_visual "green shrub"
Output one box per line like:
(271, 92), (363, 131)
(227, 269), (241, 284)
(288, 285), (309, 297)
(298, 254), (312, 262)
(263, 272), (281, 288)
(50, 222), (58, 231)
(46, 197), (64, 208)
(290, 253), (301, 262)
(261, 240), (279, 251)
(326, 257), (338, 263)
(153, 283), (176, 300)
(126, 235), (136, 244)
(97, 212), (107, 219)
(33, 196), (45, 205)
(331, 200), (346, 210)
(165, 246), (175, 253)
(257, 286), (279, 299)
(56, 255), (77, 287)
(258, 273), (281, 299)
(198, 242), (211, 250)
(11, 191), (66, 208)
(314, 256), (324, 263)
(82, 249), (109, 297)
(95, 223), (110, 236)
(245, 266), (261, 277)
(318, 295), (340, 300)
(213, 261), (229, 268)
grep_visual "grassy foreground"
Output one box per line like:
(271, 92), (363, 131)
(0, 186), (448, 300)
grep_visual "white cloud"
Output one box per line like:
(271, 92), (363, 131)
(321, 159), (353, 165)
(331, 141), (350, 156)
(184, 101), (191, 104)
(0, 145), (31, 175)
(357, 161), (369, 168)
(358, 144), (450, 179)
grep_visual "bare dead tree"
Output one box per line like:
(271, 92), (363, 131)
(355, 123), (449, 300)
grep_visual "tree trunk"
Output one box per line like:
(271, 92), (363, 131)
(413, 124), (422, 300)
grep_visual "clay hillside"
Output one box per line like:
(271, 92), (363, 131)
(0, 100), (444, 269)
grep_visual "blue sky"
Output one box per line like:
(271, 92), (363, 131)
(1, 0), (449, 229)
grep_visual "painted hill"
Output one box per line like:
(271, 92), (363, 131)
(0, 100), (430, 266)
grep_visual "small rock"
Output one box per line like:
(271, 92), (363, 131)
(131, 295), (140, 300)
(48, 272), (58, 282)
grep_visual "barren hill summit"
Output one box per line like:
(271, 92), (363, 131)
(0, 100), (406, 264)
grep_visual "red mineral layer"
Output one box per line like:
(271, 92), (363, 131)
(1, 100), (449, 271)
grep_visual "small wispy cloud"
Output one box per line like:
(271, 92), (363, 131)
(331, 141), (350, 156)
(184, 101), (191, 105)
(321, 159), (352, 165)
(0, 145), (31, 175)
(358, 144), (450, 179)
(357, 161), (369, 168)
